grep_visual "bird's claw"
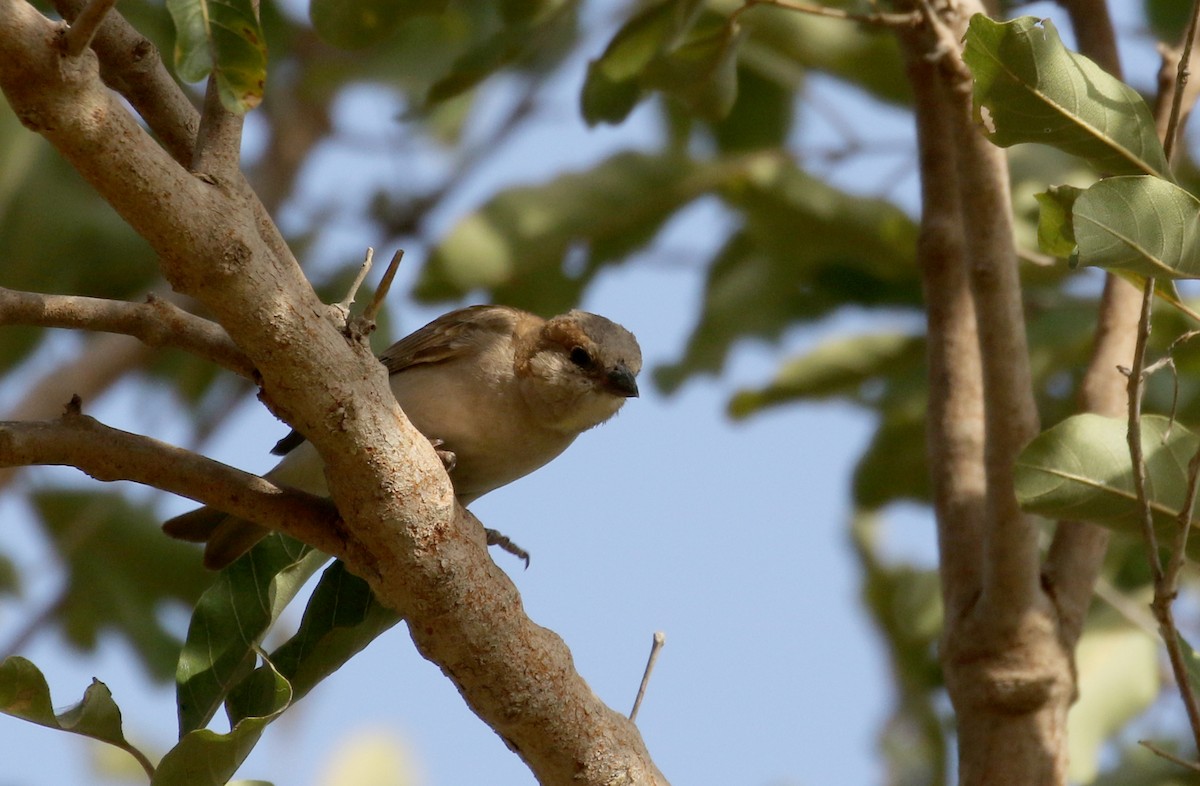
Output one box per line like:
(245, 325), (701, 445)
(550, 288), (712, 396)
(485, 527), (531, 569)
(429, 438), (457, 473)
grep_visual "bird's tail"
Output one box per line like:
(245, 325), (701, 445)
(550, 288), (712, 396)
(162, 507), (269, 570)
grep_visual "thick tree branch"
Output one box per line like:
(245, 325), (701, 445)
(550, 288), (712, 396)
(936, 0), (1042, 616)
(0, 286), (253, 378)
(904, 42), (987, 623)
(897, 3), (1073, 782)
(50, 0), (198, 167)
(0, 5), (665, 783)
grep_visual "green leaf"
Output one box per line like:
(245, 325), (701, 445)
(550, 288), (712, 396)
(643, 18), (744, 120)
(33, 491), (210, 681)
(167, 0), (267, 113)
(417, 151), (730, 314)
(154, 661), (291, 786)
(581, 0), (736, 125)
(0, 656), (151, 772)
(309, 0), (448, 49)
(175, 535), (327, 735)
(581, 2), (677, 126)
(226, 560), (400, 725)
(1015, 413), (1200, 555)
(729, 332), (923, 418)
(1072, 175), (1200, 279)
(426, 5), (576, 105)
(1034, 185), (1081, 258)
(657, 157), (920, 392)
(962, 15), (1167, 176)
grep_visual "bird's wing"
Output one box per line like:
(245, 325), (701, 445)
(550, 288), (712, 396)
(378, 304), (522, 374)
(272, 305), (525, 456)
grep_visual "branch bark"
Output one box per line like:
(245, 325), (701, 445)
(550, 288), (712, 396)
(898, 1), (1073, 782)
(0, 287), (252, 378)
(0, 4), (666, 783)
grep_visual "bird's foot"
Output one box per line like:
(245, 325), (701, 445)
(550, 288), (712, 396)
(428, 438), (457, 473)
(485, 528), (531, 569)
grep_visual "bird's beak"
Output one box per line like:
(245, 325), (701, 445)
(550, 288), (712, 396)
(606, 364), (639, 398)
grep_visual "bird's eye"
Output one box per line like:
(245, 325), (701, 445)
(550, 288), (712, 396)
(569, 346), (594, 369)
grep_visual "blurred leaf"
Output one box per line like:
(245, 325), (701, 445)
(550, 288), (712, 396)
(1072, 176), (1200, 279)
(729, 332), (923, 418)
(1034, 185), (1081, 259)
(854, 407), (931, 509)
(657, 157), (920, 392)
(852, 516), (946, 786)
(426, 3), (576, 104)
(1067, 607), (1159, 783)
(963, 15), (1167, 176)
(643, 16), (744, 120)
(33, 491), (210, 681)
(582, 1), (737, 125)
(176, 535), (327, 735)
(227, 560), (400, 725)
(1015, 414), (1200, 557)
(309, 0), (448, 49)
(417, 150), (735, 314)
(735, 4), (908, 106)
(0, 656), (150, 771)
(155, 661), (291, 786)
(711, 64), (795, 152)
(167, 0), (268, 112)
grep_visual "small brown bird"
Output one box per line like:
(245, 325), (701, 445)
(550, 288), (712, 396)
(163, 305), (642, 568)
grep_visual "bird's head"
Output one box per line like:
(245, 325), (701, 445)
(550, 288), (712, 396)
(517, 310), (642, 434)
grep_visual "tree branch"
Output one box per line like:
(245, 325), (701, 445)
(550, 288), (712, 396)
(936, 1), (1042, 616)
(0, 400), (347, 556)
(902, 37), (986, 623)
(50, 0), (199, 167)
(0, 286), (253, 379)
(0, 5), (665, 782)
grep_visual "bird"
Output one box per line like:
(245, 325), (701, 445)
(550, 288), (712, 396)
(162, 304), (642, 569)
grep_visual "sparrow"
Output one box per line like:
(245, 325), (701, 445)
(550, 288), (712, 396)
(162, 305), (642, 569)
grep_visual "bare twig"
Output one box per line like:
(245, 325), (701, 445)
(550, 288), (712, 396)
(0, 287), (253, 379)
(1164, 4), (1200, 162)
(1139, 740), (1200, 773)
(337, 247), (374, 313)
(1127, 277), (1163, 583)
(1128, 0), (1200, 758)
(0, 404), (346, 558)
(62, 0), (116, 56)
(363, 249), (403, 323)
(630, 632), (666, 722)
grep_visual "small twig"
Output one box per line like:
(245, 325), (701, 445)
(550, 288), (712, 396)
(1164, 1), (1200, 161)
(1165, 446), (1200, 589)
(363, 249), (403, 323)
(337, 247), (374, 313)
(62, 0), (117, 56)
(629, 632), (666, 722)
(730, 0), (920, 27)
(1138, 740), (1200, 773)
(0, 286), (254, 379)
(1128, 276), (1163, 584)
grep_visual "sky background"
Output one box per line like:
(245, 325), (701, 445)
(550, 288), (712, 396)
(0, 2), (1174, 785)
